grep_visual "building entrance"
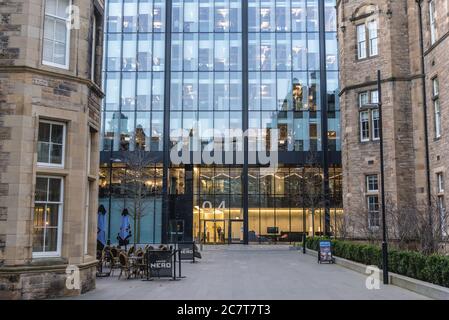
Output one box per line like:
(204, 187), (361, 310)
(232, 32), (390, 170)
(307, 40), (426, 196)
(202, 220), (226, 244)
(201, 219), (244, 244)
(229, 220), (244, 244)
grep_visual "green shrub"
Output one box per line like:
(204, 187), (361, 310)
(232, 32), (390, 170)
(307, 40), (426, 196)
(305, 237), (449, 288)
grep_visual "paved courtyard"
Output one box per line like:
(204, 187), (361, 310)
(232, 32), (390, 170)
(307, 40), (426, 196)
(71, 246), (428, 300)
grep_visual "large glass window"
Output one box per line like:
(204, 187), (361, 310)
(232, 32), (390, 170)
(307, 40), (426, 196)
(169, 0), (243, 153)
(102, 0), (166, 151)
(123, 0), (138, 33)
(106, 34), (122, 71)
(244, 166), (342, 242)
(108, 0), (123, 33)
(139, 0), (153, 32)
(193, 167), (244, 243)
(33, 177), (64, 257)
(101, 1), (342, 242)
(199, 34), (213, 71)
(246, 0), (338, 153)
(98, 164), (164, 244)
(184, 1), (198, 32)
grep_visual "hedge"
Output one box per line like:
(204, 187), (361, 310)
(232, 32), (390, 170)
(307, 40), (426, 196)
(304, 237), (449, 288)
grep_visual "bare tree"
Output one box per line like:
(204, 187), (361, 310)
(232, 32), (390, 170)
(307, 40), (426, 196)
(298, 151), (326, 237)
(386, 195), (420, 250)
(416, 197), (449, 254)
(335, 192), (382, 244)
(120, 138), (157, 246)
(346, 191), (449, 254)
(384, 195), (449, 254)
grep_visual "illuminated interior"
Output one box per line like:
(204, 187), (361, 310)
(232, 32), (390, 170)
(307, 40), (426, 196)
(192, 166), (343, 244)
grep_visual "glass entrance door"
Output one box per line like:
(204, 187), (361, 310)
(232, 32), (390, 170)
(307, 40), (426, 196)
(229, 220), (244, 244)
(203, 220), (226, 244)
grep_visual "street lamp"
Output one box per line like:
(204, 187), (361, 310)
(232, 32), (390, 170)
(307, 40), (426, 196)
(377, 70), (389, 285)
(302, 169), (307, 254)
(364, 70), (389, 284)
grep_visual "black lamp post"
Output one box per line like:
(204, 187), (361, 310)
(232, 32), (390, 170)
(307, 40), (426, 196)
(107, 138), (113, 245)
(363, 71), (389, 284)
(106, 138), (122, 246)
(377, 70), (389, 285)
(302, 169), (307, 254)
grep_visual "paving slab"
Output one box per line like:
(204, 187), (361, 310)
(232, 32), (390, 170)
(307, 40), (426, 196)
(67, 245), (429, 300)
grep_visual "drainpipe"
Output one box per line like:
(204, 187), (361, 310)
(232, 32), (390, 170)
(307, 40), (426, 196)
(416, 0), (434, 252)
(416, 0), (432, 207)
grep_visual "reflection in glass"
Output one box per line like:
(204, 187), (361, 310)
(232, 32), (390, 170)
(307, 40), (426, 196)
(101, 0), (342, 243)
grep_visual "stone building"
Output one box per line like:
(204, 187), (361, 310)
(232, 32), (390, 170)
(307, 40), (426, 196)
(0, 0), (104, 299)
(337, 0), (448, 238)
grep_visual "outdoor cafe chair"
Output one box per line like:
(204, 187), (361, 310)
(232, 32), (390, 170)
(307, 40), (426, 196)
(105, 247), (120, 276)
(110, 247), (118, 257)
(134, 250), (146, 278)
(96, 250), (104, 274)
(118, 252), (132, 280)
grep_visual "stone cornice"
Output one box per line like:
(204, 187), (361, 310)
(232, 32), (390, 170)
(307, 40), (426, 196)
(424, 30), (449, 57)
(0, 66), (105, 99)
(339, 74), (425, 96)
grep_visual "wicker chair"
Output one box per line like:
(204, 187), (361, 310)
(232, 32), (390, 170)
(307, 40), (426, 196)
(96, 250), (104, 274)
(106, 247), (120, 276)
(110, 247), (118, 258)
(134, 250), (146, 278)
(118, 252), (131, 280)
(127, 246), (135, 256)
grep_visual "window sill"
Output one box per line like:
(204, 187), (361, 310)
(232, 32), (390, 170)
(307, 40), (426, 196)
(37, 163), (65, 169)
(356, 55), (379, 62)
(31, 256), (66, 265)
(42, 61), (70, 71)
(36, 167), (69, 176)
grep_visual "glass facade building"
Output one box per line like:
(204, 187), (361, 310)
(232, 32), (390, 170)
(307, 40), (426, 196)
(100, 0), (342, 245)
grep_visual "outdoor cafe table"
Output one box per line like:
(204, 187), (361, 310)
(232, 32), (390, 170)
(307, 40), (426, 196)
(128, 255), (145, 278)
